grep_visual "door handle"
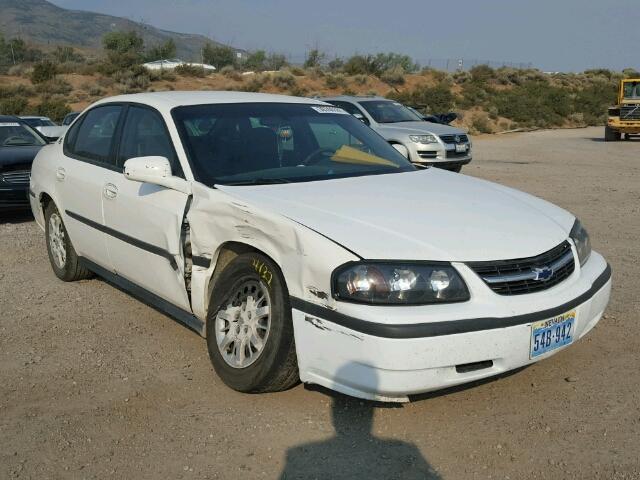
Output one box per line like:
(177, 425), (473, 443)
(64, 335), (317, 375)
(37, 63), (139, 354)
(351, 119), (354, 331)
(56, 167), (66, 181)
(103, 183), (118, 199)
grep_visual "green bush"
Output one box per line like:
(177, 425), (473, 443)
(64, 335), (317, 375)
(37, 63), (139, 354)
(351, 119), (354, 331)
(391, 81), (455, 113)
(35, 77), (72, 95)
(113, 65), (151, 93)
(380, 66), (406, 86)
(174, 64), (207, 77)
(101, 31), (145, 73)
(304, 49), (326, 69)
(35, 98), (70, 122)
(272, 71), (296, 89)
(493, 81), (571, 127)
(324, 73), (347, 89)
(202, 44), (236, 69)
(30, 61), (57, 84)
(470, 112), (493, 134)
(239, 73), (270, 92)
(220, 65), (242, 81)
(0, 96), (28, 115)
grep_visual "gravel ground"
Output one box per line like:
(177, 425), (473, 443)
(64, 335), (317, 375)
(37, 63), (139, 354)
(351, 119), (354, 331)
(1, 127), (639, 480)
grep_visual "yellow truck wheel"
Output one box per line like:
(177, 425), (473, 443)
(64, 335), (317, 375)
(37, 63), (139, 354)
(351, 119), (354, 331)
(605, 126), (621, 142)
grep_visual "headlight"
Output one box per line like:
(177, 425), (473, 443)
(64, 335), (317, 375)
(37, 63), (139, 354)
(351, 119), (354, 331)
(570, 219), (591, 266)
(332, 262), (470, 305)
(409, 134), (438, 144)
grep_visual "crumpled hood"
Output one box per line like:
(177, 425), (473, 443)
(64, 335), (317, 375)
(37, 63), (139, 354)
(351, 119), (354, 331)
(0, 145), (43, 169)
(216, 169), (575, 262)
(376, 121), (466, 137)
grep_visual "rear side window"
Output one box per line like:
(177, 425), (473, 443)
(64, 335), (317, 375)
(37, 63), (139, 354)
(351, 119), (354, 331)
(118, 106), (184, 178)
(67, 105), (122, 166)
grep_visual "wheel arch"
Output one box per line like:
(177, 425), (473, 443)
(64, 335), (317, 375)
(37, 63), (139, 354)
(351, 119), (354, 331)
(206, 241), (286, 310)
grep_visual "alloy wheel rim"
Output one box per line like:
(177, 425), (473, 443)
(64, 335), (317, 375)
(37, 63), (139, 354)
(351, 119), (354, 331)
(215, 279), (271, 368)
(48, 213), (66, 269)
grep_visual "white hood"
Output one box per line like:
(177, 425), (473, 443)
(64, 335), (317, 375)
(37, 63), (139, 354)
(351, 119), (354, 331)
(216, 169), (575, 262)
(376, 121), (466, 136)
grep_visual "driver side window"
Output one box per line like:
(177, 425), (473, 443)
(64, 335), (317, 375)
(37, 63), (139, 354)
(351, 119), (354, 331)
(118, 106), (184, 178)
(308, 121), (364, 152)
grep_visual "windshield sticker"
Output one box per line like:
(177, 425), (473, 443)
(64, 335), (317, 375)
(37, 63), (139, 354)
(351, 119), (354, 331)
(0, 122), (21, 127)
(311, 106), (349, 115)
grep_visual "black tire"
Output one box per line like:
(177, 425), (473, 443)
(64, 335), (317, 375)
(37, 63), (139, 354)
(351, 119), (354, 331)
(206, 253), (298, 393)
(44, 202), (93, 282)
(604, 126), (620, 142)
(450, 165), (463, 173)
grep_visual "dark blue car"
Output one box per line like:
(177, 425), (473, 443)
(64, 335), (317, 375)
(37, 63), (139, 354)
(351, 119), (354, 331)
(0, 115), (47, 211)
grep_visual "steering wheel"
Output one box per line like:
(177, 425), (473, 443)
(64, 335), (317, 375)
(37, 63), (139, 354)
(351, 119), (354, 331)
(302, 148), (335, 165)
(2, 136), (28, 146)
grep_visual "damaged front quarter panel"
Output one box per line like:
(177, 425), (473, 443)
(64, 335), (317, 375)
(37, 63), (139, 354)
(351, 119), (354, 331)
(185, 182), (359, 331)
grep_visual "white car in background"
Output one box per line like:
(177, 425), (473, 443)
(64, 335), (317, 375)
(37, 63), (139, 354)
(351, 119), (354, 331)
(29, 92), (611, 402)
(20, 116), (67, 141)
(321, 96), (472, 172)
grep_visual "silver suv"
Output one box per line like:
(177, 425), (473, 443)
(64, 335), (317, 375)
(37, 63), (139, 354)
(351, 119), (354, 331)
(321, 96), (472, 172)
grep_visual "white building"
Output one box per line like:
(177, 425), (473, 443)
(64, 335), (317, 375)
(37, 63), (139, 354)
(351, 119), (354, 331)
(143, 58), (216, 72)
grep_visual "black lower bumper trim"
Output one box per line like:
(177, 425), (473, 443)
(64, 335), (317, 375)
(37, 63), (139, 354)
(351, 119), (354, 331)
(291, 264), (611, 339)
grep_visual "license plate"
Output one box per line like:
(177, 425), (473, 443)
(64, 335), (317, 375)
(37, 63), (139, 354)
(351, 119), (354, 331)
(455, 144), (467, 153)
(530, 311), (575, 358)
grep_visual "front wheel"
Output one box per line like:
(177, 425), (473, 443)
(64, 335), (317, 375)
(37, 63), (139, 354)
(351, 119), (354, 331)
(604, 126), (620, 142)
(206, 253), (298, 393)
(44, 202), (93, 282)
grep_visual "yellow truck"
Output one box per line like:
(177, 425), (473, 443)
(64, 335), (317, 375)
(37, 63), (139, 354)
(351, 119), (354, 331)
(605, 79), (640, 141)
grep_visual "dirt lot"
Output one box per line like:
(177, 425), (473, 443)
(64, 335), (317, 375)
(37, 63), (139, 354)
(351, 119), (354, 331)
(1, 126), (639, 480)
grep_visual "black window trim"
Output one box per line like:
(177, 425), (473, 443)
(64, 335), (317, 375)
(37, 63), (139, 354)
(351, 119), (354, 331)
(328, 100), (370, 124)
(114, 102), (185, 179)
(64, 102), (186, 178)
(63, 102), (127, 173)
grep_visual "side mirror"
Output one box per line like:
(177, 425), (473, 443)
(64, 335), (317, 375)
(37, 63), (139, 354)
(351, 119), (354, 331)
(123, 156), (191, 194)
(353, 113), (370, 126)
(391, 143), (409, 159)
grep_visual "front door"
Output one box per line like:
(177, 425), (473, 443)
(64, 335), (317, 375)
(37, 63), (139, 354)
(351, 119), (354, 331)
(59, 104), (123, 266)
(101, 105), (191, 311)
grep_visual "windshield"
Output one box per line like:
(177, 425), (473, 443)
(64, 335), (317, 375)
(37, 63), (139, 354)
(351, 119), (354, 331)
(63, 113), (80, 126)
(0, 121), (46, 146)
(23, 118), (55, 127)
(358, 100), (423, 124)
(172, 103), (415, 186)
(622, 81), (640, 99)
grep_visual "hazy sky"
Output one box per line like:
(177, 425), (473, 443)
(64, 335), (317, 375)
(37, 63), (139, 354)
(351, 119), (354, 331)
(49, 0), (638, 72)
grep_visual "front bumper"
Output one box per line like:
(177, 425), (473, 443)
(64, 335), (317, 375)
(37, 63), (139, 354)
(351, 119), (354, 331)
(292, 252), (611, 402)
(406, 141), (472, 169)
(607, 117), (640, 133)
(0, 186), (30, 211)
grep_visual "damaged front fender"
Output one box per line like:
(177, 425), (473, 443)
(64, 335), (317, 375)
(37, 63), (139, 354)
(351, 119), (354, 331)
(186, 182), (359, 330)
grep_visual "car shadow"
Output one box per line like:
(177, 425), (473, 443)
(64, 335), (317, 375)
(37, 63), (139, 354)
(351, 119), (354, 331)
(0, 210), (34, 224)
(280, 363), (443, 479)
(588, 136), (640, 142)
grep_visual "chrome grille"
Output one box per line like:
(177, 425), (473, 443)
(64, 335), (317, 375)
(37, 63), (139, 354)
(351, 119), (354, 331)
(439, 134), (469, 144)
(620, 105), (640, 120)
(2, 170), (30, 185)
(468, 241), (575, 296)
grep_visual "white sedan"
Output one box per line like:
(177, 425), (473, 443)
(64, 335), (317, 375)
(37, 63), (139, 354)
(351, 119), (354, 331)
(29, 92), (611, 402)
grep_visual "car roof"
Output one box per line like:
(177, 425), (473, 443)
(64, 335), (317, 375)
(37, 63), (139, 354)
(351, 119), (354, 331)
(0, 115), (21, 122)
(319, 95), (389, 103)
(91, 91), (329, 114)
(19, 116), (50, 120)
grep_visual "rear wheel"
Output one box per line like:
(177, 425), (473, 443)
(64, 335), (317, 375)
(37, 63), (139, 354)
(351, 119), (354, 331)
(605, 126), (621, 141)
(44, 202), (93, 281)
(206, 253), (298, 393)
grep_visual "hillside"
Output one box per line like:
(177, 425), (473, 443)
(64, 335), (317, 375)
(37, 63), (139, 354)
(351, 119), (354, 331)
(0, 0), (237, 60)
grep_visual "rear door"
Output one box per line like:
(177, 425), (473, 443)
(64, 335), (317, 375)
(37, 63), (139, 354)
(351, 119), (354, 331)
(101, 104), (191, 310)
(59, 104), (123, 266)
